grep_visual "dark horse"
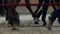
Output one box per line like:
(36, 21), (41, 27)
(0, 0), (34, 30)
(0, 0), (21, 30)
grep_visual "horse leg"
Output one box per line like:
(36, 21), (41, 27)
(25, 0), (34, 17)
(12, 7), (20, 26)
(7, 7), (17, 29)
(0, 7), (4, 16)
(58, 16), (60, 23)
(5, 0), (21, 27)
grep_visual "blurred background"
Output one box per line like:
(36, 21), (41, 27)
(16, 0), (54, 14)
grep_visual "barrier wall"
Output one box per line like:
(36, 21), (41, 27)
(16, 0), (54, 14)
(16, 6), (54, 14)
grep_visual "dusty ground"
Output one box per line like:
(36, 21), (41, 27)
(0, 15), (60, 34)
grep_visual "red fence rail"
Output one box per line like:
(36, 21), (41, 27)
(0, 3), (60, 7)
